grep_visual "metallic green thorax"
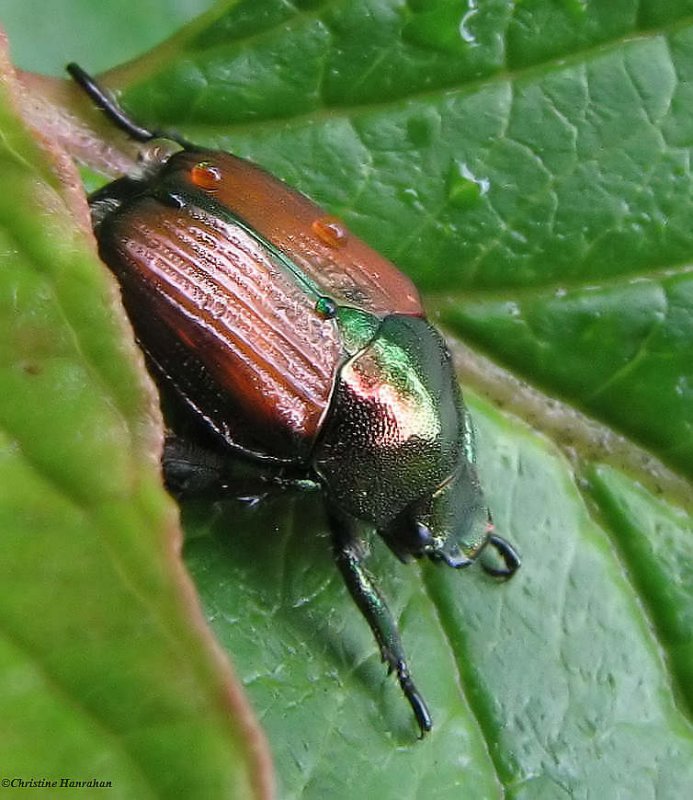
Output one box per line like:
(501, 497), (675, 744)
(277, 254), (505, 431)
(315, 312), (487, 566)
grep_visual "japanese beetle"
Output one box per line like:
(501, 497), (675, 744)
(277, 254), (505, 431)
(68, 63), (520, 736)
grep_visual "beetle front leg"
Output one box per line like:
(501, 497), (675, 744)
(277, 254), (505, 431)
(327, 505), (433, 736)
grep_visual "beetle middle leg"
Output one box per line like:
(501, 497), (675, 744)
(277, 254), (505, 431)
(327, 505), (433, 736)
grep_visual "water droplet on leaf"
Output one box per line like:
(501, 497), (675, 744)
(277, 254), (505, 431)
(447, 161), (489, 208)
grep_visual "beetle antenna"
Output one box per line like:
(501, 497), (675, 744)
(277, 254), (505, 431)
(67, 63), (192, 148)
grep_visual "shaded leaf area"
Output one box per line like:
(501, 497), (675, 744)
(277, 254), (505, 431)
(0, 68), (268, 798)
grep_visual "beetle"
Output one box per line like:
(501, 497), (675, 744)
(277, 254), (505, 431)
(67, 63), (520, 736)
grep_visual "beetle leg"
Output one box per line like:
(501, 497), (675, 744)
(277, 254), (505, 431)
(327, 506), (433, 736)
(163, 435), (273, 502)
(481, 533), (521, 579)
(163, 435), (319, 504)
(163, 434), (228, 495)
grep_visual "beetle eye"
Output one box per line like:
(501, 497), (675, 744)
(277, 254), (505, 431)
(311, 216), (348, 248)
(191, 161), (223, 190)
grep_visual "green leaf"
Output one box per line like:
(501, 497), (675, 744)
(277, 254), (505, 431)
(2, 1), (693, 798)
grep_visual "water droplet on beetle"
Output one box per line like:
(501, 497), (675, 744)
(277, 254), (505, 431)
(312, 216), (348, 248)
(191, 162), (222, 191)
(447, 161), (489, 208)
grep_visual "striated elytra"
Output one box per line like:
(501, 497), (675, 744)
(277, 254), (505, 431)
(68, 63), (520, 737)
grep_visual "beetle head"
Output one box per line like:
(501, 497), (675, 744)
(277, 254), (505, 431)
(379, 460), (491, 568)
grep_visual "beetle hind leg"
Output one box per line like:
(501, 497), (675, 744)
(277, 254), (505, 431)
(327, 505), (433, 736)
(163, 434), (270, 500)
(481, 533), (521, 579)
